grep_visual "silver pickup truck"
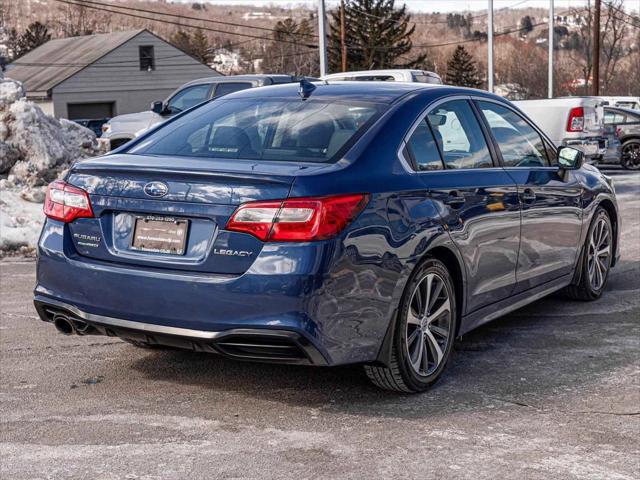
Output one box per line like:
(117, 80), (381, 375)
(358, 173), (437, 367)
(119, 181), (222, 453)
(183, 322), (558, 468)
(514, 97), (616, 164)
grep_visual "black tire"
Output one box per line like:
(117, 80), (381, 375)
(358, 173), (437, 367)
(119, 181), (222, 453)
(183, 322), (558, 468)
(564, 207), (613, 301)
(621, 139), (640, 170)
(364, 258), (458, 393)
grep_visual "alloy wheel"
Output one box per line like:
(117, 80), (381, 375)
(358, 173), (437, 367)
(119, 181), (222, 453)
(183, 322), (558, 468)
(405, 273), (452, 376)
(587, 216), (611, 291)
(621, 142), (640, 170)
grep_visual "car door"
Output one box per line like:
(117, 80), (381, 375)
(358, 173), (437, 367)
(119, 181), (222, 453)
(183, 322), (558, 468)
(475, 99), (583, 291)
(413, 98), (521, 314)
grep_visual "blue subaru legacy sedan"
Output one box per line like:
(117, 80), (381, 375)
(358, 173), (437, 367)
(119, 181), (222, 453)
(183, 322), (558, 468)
(34, 82), (620, 392)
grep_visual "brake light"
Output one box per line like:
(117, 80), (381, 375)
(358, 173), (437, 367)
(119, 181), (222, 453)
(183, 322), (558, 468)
(567, 107), (584, 132)
(43, 180), (93, 223)
(616, 127), (622, 138)
(226, 193), (369, 242)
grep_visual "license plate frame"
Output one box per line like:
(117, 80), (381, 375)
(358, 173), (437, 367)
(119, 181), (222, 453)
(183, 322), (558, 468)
(130, 215), (189, 255)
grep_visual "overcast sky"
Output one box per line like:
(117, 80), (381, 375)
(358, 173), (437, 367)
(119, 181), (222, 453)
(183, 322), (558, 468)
(175, 0), (639, 14)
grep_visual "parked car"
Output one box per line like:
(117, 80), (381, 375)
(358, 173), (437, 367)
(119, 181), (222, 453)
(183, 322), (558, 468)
(100, 74), (305, 151)
(73, 118), (110, 138)
(601, 106), (640, 170)
(514, 97), (608, 164)
(35, 82), (620, 393)
(322, 69), (442, 84)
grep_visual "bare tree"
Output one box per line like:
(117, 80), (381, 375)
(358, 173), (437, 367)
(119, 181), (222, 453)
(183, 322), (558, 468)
(568, 1), (593, 95)
(601, 0), (628, 92)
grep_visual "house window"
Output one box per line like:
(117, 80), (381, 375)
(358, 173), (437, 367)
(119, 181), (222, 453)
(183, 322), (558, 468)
(139, 46), (155, 71)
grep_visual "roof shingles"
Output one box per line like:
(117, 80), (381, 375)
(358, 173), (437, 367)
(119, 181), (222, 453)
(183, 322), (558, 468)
(7, 30), (144, 96)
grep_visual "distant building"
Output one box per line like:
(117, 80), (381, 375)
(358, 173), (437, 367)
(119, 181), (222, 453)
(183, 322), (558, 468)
(211, 49), (244, 75)
(6, 29), (220, 119)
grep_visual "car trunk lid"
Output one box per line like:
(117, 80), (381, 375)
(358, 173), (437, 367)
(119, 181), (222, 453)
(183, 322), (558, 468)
(64, 154), (324, 274)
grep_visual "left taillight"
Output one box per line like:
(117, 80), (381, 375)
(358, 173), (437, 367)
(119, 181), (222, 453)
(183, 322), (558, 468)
(43, 180), (94, 223)
(226, 193), (370, 242)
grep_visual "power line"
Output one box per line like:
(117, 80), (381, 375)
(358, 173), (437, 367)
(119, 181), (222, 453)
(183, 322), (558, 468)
(50, 0), (319, 49)
(65, 0), (319, 38)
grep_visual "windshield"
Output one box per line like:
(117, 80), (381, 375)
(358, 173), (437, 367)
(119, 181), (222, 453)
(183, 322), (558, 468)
(129, 98), (385, 163)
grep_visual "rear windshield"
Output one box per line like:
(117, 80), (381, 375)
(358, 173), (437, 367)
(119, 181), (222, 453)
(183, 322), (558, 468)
(128, 98), (385, 163)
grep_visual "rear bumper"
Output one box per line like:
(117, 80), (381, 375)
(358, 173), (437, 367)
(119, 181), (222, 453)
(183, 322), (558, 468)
(34, 296), (328, 365)
(35, 219), (398, 366)
(563, 137), (608, 161)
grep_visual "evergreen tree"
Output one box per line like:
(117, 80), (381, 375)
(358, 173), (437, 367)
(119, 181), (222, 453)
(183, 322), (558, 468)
(13, 22), (51, 60)
(327, 0), (426, 73)
(262, 18), (318, 76)
(520, 15), (534, 33)
(170, 29), (211, 64)
(190, 29), (212, 64)
(445, 46), (482, 88)
(171, 30), (192, 54)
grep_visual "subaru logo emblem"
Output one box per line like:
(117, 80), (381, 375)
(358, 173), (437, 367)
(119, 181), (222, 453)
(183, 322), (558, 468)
(143, 181), (169, 198)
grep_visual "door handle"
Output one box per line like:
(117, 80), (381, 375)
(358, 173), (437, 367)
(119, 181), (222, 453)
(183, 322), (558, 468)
(444, 190), (465, 208)
(521, 188), (536, 203)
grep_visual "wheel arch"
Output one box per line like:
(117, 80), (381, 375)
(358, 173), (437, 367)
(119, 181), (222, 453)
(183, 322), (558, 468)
(620, 134), (640, 144)
(374, 243), (466, 367)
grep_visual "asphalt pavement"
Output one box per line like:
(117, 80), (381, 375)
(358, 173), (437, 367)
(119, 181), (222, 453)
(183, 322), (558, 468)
(1, 168), (638, 480)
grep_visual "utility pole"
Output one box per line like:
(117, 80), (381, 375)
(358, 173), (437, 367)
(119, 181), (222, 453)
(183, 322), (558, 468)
(487, 0), (494, 92)
(340, 0), (347, 72)
(548, 0), (554, 98)
(592, 0), (601, 95)
(318, 0), (328, 77)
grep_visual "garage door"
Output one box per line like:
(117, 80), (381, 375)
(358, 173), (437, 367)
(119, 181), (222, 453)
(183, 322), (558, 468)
(67, 102), (114, 120)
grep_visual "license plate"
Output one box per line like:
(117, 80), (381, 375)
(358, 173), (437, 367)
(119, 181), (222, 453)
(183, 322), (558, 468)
(130, 216), (188, 255)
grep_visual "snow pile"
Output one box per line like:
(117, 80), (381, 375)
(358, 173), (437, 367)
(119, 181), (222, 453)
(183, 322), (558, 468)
(0, 77), (101, 255)
(0, 189), (44, 255)
(0, 78), (101, 188)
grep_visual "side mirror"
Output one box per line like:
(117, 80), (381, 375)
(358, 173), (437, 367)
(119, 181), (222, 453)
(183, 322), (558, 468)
(557, 146), (584, 170)
(150, 100), (164, 115)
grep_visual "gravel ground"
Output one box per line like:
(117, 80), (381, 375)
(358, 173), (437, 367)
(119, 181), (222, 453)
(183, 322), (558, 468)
(1, 168), (638, 480)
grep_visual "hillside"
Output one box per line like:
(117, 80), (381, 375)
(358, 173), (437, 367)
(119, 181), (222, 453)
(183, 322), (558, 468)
(1, 0), (638, 97)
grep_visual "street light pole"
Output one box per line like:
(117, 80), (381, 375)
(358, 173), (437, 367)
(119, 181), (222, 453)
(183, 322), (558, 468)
(318, 0), (328, 77)
(548, 0), (554, 98)
(340, 0), (347, 72)
(488, 0), (494, 92)
(592, 0), (601, 95)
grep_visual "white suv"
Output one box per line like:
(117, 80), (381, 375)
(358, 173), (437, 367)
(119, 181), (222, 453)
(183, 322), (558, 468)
(321, 69), (442, 84)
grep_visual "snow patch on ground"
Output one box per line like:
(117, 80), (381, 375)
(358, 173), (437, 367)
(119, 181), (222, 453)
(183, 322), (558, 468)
(0, 189), (44, 254)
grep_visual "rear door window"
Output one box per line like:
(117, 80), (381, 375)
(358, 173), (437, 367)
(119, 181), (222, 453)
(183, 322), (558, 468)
(213, 82), (253, 98)
(604, 110), (626, 124)
(405, 120), (443, 171)
(478, 101), (549, 167)
(426, 100), (494, 169)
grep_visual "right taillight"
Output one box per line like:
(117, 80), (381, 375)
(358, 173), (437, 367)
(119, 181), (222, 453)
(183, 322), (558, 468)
(226, 193), (369, 242)
(567, 107), (584, 132)
(44, 180), (94, 223)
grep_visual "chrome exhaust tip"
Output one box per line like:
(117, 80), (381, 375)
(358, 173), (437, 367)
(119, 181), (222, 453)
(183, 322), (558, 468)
(73, 319), (94, 335)
(53, 314), (75, 335)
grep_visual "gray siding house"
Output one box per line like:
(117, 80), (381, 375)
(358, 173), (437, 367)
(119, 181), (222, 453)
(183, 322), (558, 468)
(7, 29), (220, 119)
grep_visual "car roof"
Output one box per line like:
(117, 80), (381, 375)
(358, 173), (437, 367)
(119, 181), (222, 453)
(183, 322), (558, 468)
(182, 74), (295, 87)
(324, 69), (428, 76)
(218, 81), (496, 104)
